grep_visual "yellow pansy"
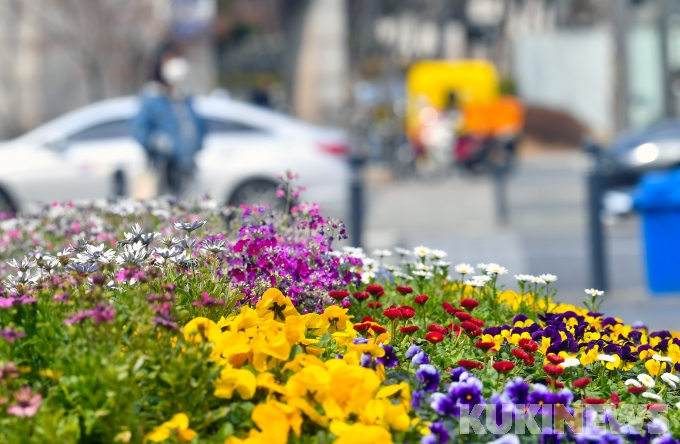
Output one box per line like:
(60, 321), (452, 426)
(605, 354), (622, 370)
(329, 420), (394, 444)
(321, 305), (352, 333)
(282, 353), (326, 373)
(580, 346), (600, 366)
(183, 317), (220, 343)
(214, 367), (257, 400)
(645, 359), (664, 376)
(144, 413), (196, 443)
(480, 333), (504, 350)
(285, 364), (331, 403)
(375, 381), (411, 411)
(255, 288), (299, 322)
(256, 372), (286, 395)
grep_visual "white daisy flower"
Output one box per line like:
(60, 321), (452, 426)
(642, 392), (663, 402)
(625, 379), (642, 387)
(429, 249), (448, 260)
(515, 274), (533, 282)
(539, 274), (558, 283)
(661, 373), (678, 389)
(372, 249), (392, 258)
(584, 288), (604, 296)
(413, 246), (431, 258)
(637, 374), (656, 388)
(596, 354), (616, 363)
(455, 264), (474, 275)
(652, 354), (673, 363)
(394, 247), (411, 256)
(560, 358), (580, 368)
(530, 276), (546, 285)
(485, 264), (508, 275)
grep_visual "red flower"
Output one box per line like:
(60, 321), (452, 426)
(573, 378), (592, 389)
(460, 298), (479, 311)
(396, 285), (413, 295)
(546, 354), (565, 365)
(518, 338), (538, 352)
(449, 323), (461, 335)
(371, 325), (387, 334)
(367, 302), (382, 309)
(474, 341), (496, 352)
(511, 349), (530, 360)
(542, 364), (564, 376)
(400, 306), (416, 319)
(469, 318), (484, 327)
(610, 392), (620, 408)
(400, 325), (420, 335)
(383, 306), (403, 319)
(353, 292), (370, 302)
(467, 328), (482, 338)
(414, 295), (429, 305)
(546, 378), (564, 389)
(425, 332), (445, 343)
(584, 398), (607, 405)
(455, 312), (472, 322)
(442, 302), (454, 311)
(366, 284), (384, 296)
(329, 289), (349, 300)
(460, 321), (478, 331)
(492, 361), (515, 373)
(523, 355), (536, 365)
(428, 324), (449, 335)
(353, 323), (370, 332)
(360, 316), (375, 323)
(458, 359), (484, 370)
(647, 404), (667, 413)
(627, 386), (646, 395)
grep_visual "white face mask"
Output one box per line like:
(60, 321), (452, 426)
(161, 57), (189, 85)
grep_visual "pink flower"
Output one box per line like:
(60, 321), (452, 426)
(6, 387), (41, 418)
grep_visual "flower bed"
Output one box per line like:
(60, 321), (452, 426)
(0, 181), (679, 443)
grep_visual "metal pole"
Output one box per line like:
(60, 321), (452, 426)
(349, 155), (365, 248)
(493, 138), (515, 225)
(583, 138), (608, 291)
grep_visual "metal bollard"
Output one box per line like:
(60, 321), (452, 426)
(583, 138), (608, 291)
(348, 155), (366, 249)
(493, 137), (515, 225)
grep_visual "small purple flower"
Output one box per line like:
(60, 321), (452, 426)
(405, 344), (421, 359)
(152, 303), (178, 330)
(0, 362), (19, 381)
(64, 311), (90, 325)
(1, 327), (26, 344)
(430, 393), (456, 416)
(86, 305), (115, 324)
(192, 292), (225, 308)
(416, 364), (441, 392)
(412, 351), (430, 366)
(652, 435), (680, 444)
(450, 367), (468, 382)
(421, 421), (450, 444)
(411, 389), (425, 408)
(6, 387), (41, 417)
(0, 297), (13, 309)
(448, 375), (484, 407)
(353, 337), (369, 345)
(360, 352), (373, 368)
(504, 377), (530, 404)
(376, 345), (399, 368)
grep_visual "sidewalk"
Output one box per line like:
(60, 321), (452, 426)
(363, 151), (680, 331)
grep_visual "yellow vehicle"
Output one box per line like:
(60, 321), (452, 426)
(405, 60), (524, 143)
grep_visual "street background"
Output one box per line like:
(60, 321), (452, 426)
(2, 0), (680, 329)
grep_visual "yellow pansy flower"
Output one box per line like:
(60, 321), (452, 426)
(375, 381), (411, 411)
(329, 420), (394, 444)
(144, 413), (196, 443)
(255, 288), (299, 322)
(214, 367), (257, 400)
(321, 305), (352, 333)
(580, 346), (600, 366)
(183, 317), (220, 343)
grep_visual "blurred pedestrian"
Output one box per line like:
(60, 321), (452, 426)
(131, 42), (205, 197)
(250, 74), (273, 109)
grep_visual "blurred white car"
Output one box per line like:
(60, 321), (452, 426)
(0, 94), (351, 218)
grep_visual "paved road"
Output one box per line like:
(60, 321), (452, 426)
(363, 150), (680, 331)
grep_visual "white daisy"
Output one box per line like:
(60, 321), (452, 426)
(539, 274), (558, 283)
(584, 288), (604, 296)
(455, 264), (474, 275)
(637, 374), (656, 388)
(642, 392), (663, 402)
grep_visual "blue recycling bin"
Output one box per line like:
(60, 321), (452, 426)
(634, 169), (680, 293)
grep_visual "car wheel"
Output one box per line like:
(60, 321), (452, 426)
(228, 180), (287, 212)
